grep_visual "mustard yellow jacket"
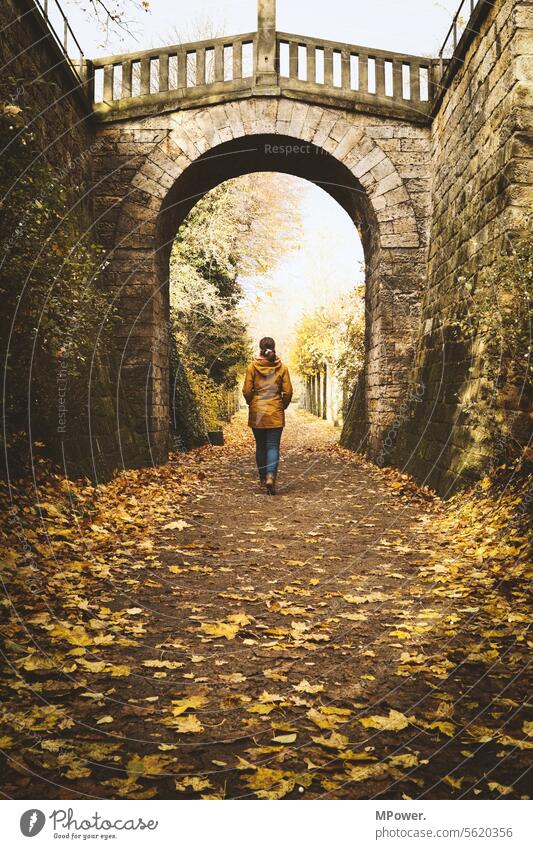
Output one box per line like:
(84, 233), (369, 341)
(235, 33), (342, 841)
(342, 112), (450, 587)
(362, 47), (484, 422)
(242, 358), (293, 429)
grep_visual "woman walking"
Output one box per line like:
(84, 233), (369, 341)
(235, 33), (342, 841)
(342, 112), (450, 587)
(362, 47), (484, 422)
(242, 337), (293, 495)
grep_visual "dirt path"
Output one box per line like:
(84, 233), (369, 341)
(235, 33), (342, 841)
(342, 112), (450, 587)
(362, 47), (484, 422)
(1, 411), (530, 800)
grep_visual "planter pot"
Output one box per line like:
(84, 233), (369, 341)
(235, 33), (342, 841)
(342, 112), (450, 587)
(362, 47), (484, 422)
(207, 430), (224, 446)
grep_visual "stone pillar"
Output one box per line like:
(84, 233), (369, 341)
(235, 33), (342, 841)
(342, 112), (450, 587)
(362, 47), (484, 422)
(255, 0), (278, 89)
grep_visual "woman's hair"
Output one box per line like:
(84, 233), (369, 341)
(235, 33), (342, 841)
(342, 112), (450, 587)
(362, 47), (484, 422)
(259, 336), (277, 363)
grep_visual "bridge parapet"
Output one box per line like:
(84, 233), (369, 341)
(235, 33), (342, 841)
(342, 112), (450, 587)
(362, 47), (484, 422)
(88, 31), (439, 125)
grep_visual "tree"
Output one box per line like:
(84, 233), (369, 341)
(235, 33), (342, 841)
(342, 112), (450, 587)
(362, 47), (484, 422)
(169, 173), (305, 437)
(291, 288), (365, 420)
(291, 289), (365, 383)
(69, 1), (151, 44)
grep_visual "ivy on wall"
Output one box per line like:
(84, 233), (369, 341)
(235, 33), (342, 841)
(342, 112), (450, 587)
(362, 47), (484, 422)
(0, 79), (114, 474)
(453, 222), (532, 466)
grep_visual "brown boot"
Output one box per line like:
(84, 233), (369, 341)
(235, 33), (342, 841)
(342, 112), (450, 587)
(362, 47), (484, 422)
(265, 474), (276, 496)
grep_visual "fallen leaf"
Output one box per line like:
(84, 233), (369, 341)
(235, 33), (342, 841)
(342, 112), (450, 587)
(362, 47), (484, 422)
(359, 710), (409, 731)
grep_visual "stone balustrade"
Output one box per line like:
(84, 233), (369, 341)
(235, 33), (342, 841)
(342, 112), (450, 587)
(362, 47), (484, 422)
(276, 32), (434, 107)
(88, 31), (438, 124)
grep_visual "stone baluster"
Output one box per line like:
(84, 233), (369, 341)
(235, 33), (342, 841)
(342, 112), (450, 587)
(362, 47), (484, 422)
(341, 49), (351, 91)
(214, 44), (224, 82)
(103, 64), (113, 102)
(196, 48), (206, 86)
(393, 59), (403, 100)
(307, 43), (316, 84)
(233, 39), (243, 80)
(177, 50), (186, 88)
(410, 63), (421, 102)
(375, 56), (386, 96)
(359, 53), (368, 93)
(122, 59), (132, 98)
(289, 41), (298, 79)
(159, 53), (169, 93)
(140, 57), (150, 95)
(324, 46), (333, 86)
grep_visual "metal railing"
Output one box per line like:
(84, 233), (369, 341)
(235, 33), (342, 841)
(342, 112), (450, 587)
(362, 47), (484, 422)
(34, 0), (85, 82)
(439, 0), (483, 63)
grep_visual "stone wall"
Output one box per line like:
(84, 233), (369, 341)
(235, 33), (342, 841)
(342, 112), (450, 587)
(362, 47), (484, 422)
(0, 0), (92, 172)
(0, 0), (145, 480)
(393, 0), (533, 495)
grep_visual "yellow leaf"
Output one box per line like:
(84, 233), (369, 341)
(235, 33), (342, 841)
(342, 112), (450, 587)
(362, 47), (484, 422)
(488, 782), (513, 796)
(78, 660), (106, 673)
(272, 733), (297, 744)
(345, 763), (390, 782)
(127, 754), (176, 776)
(63, 763), (91, 779)
(200, 621), (240, 640)
(162, 520), (191, 531)
(359, 710), (409, 731)
(259, 690), (284, 703)
(17, 654), (56, 672)
(247, 703), (276, 715)
(171, 695), (207, 715)
(96, 715), (114, 725)
(245, 767), (312, 799)
(498, 735), (533, 750)
(51, 624), (94, 646)
(107, 664), (131, 677)
(427, 721), (455, 737)
(293, 679), (324, 694)
(307, 708), (338, 730)
(443, 775), (463, 789)
(219, 672), (246, 684)
(163, 714), (204, 733)
(311, 732), (349, 749)
(344, 592), (389, 604)
(227, 613), (251, 626)
(388, 753), (419, 768)
(263, 669), (287, 682)
(175, 776), (212, 792)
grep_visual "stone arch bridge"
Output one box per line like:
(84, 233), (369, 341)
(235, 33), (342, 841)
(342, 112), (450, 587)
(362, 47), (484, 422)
(10, 0), (527, 492)
(90, 0), (440, 466)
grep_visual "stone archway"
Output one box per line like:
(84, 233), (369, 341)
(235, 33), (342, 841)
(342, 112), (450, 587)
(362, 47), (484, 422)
(93, 97), (430, 466)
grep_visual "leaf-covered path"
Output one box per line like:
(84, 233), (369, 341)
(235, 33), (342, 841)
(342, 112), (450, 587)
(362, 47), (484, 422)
(1, 412), (530, 799)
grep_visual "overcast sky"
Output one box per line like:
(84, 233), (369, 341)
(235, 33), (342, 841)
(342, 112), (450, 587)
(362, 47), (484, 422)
(63, 0), (460, 58)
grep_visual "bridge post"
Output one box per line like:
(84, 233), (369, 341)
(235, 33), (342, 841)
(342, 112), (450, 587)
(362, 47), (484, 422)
(255, 0), (279, 90)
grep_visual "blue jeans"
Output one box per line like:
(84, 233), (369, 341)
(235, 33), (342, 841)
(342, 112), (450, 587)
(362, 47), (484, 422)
(252, 427), (283, 480)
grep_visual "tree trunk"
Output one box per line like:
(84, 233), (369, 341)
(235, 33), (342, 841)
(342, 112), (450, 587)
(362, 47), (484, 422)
(322, 363), (328, 420)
